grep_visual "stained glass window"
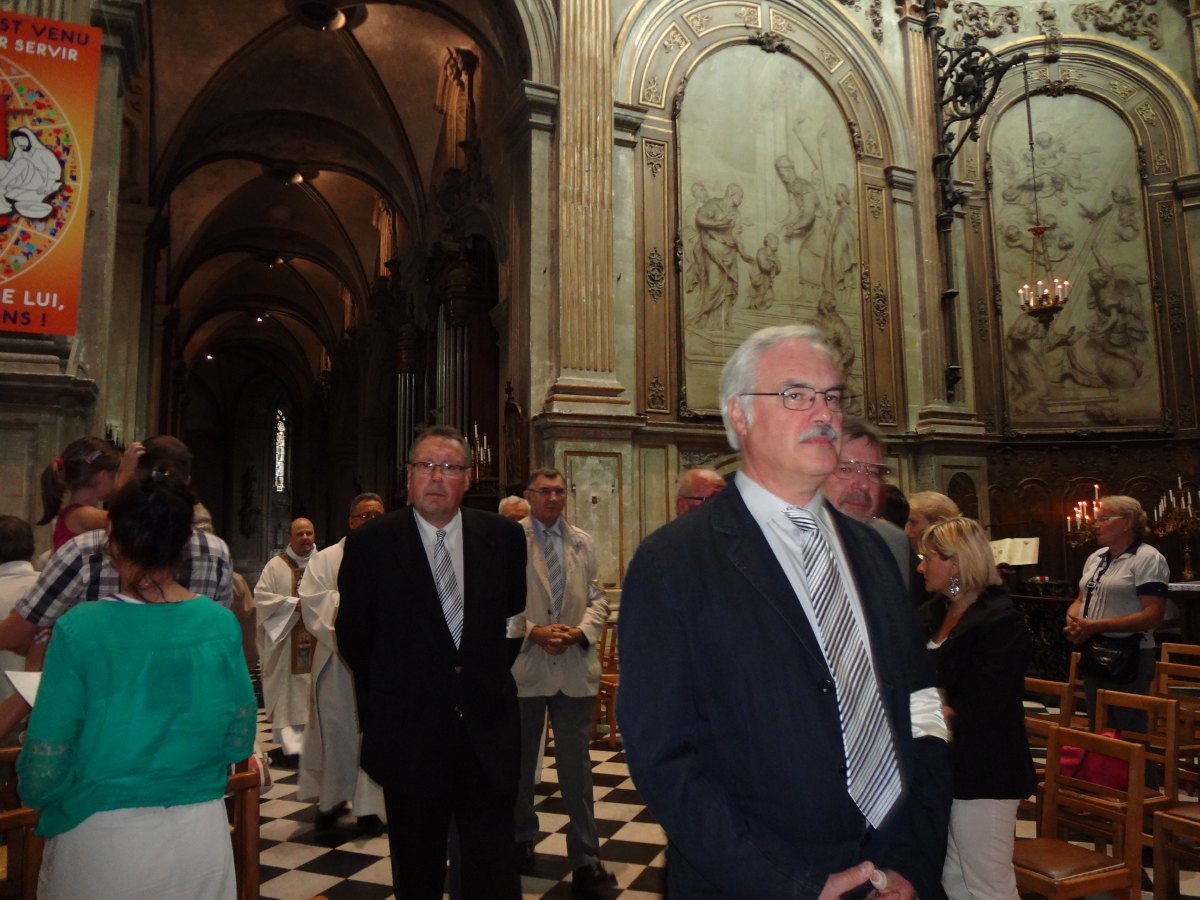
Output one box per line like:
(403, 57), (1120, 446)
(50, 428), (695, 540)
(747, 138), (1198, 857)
(274, 410), (287, 492)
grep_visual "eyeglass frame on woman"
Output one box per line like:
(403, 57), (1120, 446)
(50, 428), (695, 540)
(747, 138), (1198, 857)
(408, 460), (470, 476)
(738, 386), (850, 411)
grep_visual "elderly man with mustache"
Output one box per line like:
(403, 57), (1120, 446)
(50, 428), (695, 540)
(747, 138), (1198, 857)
(619, 325), (951, 899)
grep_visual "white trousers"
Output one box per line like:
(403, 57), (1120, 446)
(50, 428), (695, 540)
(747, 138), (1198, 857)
(941, 797), (1021, 900)
(39, 799), (235, 900)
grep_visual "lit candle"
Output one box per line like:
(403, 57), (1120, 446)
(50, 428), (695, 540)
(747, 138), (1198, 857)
(1094, 483), (1099, 501)
(1179, 475), (1184, 490)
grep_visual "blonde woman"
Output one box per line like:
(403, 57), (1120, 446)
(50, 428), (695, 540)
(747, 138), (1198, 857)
(918, 516), (1034, 900)
(905, 491), (961, 548)
(1065, 494), (1168, 730)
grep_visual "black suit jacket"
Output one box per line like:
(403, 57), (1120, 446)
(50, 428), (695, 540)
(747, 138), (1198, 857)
(618, 476), (951, 898)
(921, 585), (1036, 800)
(337, 506), (527, 798)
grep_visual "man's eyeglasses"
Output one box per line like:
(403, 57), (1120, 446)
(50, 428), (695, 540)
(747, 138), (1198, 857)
(1095, 515), (1127, 522)
(408, 460), (469, 476)
(679, 495), (711, 504)
(529, 487), (567, 497)
(831, 460), (891, 484)
(739, 387), (850, 411)
(350, 510), (384, 521)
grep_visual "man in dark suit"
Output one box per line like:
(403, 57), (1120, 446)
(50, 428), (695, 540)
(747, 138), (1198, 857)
(619, 325), (952, 898)
(338, 425), (526, 899)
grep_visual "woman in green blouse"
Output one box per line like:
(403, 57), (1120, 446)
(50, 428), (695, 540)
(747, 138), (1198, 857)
(18, 471), (256, 899)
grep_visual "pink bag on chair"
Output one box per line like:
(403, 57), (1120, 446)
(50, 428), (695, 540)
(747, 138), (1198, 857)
(1059, 729), (1129, 790)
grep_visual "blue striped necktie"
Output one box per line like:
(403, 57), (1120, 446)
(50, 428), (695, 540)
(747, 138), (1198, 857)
(784, 506), (901, 827)
(434, 529), (463, 647)
(544, 528), (565, 622)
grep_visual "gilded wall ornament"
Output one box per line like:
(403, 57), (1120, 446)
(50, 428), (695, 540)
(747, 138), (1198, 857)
(868, 0), (883, 43)
(841, 74), (862, 104)
(966, 155), (978, 179)
(1135, 100), (1159, 126)
(1158, 200), (1175, 225)
(970, 207), (982, 232)
(848, 119), (864, 159)
(1072, 0), (1162, 49)
(647, 247), (666, 301)
(952, 0), (1020, 38)
(1137, 146), (1149, 183)
(686, 12), (713, 35)
(736, 5), (761, 27)
(1168, 291), (1185, 335)
(1109, 80), (1136, 100)
(819, 46), (843, 71)
(870, 280), (889, 329)
(976, 290), (990, 340)
(868, 187), (883, 219)
(643, 77), (663, 106)
(1037, 1), (1062, 61)
(644, 141), (665, 178)
(749, 30), (790, 53)
(864, 131), (880, 157)
(648, 375), (667, 410)
(681, 449), (720, 469)
(878, 394), (895, 424)
(662, 24), (689, 53)
(1154, 149), (1170, 174)
(769, 9), (797, 32)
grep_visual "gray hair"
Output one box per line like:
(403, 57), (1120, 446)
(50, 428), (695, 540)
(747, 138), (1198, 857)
(1099, 494), (1148, 539)
(841, 416), (886, 456)
(349, 492), (384, 518)
(719, 325), (838, 450)
(498, 495), (529, 514)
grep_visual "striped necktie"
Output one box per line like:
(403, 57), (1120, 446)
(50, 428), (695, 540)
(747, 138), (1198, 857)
(434, 529), (463, 647)
(784, 506), (901, 827)
(544, 528), (565, 623)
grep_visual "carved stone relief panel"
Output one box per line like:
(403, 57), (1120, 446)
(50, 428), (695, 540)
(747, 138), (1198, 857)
(564, 451), (623, 587)
(989, 93), (1162, 429)
(677, 44), (864, 414)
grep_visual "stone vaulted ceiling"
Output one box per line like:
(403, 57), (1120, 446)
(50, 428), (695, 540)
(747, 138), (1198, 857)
(143, 0), (532, 391)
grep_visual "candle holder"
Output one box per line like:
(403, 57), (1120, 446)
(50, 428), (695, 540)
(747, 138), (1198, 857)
(1155, 507), (1200, 582)
(1065, 528), (1096, 551)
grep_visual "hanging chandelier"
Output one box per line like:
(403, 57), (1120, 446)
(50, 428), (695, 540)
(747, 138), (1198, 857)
(1016, 59), (1069, 327)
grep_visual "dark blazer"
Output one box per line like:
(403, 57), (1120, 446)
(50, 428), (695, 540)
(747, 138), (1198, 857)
(337, 506), (527, 798)
(920, 585), (1036, 800)
(618, 476), (952, 898)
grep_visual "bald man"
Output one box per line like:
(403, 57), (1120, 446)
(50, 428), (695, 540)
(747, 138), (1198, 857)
(498, 495), (530, 522)
(256, 517), (318, 763)
(675, 468), (726, 516)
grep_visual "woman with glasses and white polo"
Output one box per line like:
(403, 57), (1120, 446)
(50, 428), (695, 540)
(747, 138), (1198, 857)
(1065, 494), (1169, 731)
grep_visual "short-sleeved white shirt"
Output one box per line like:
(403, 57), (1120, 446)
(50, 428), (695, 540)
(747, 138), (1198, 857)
(1079, 540), (1170, 648)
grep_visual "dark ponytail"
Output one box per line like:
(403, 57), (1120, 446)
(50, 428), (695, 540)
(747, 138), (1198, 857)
(37, 437), (121, 525)
(106, 470), (196, 575)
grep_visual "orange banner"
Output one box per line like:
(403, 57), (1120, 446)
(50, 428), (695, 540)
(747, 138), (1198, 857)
(0, 13), (102, 336)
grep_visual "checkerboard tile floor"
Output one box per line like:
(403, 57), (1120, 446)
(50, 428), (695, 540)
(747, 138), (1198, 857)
(254, 713), (666, 899)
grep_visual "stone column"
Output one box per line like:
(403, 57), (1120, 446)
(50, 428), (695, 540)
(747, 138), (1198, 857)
(549, 0), (629, 412)
(896, 5), (955, 427)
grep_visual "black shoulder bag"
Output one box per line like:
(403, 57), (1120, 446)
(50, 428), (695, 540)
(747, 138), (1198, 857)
(1077, 552), (1142, 684)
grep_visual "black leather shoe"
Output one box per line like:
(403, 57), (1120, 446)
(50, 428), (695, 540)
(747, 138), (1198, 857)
(355, 814), (385, 838)
(314, 801), (349, 833)
(571, 861), (617, 898)
(266, 747), (300, 769)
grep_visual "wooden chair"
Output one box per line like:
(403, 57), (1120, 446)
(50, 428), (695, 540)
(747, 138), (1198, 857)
(1093, 689), (1180, 845)
(1013, 725), (1145, 900)
(225, 758), (261, 900)
(1161, 644), (1200, 668)
(1153, 660), (1200, 794)
(1064, 651), (1090, 727)
(1153, 804), (1200, 900)
(1022, 714), (1053, 820)
(1025, 676), (1074, 727)
(0, 807), (41, 900)
(590, 620), (620, 748)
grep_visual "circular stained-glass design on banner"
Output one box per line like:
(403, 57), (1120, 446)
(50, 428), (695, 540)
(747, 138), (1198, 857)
(0, 58), (81, 282)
